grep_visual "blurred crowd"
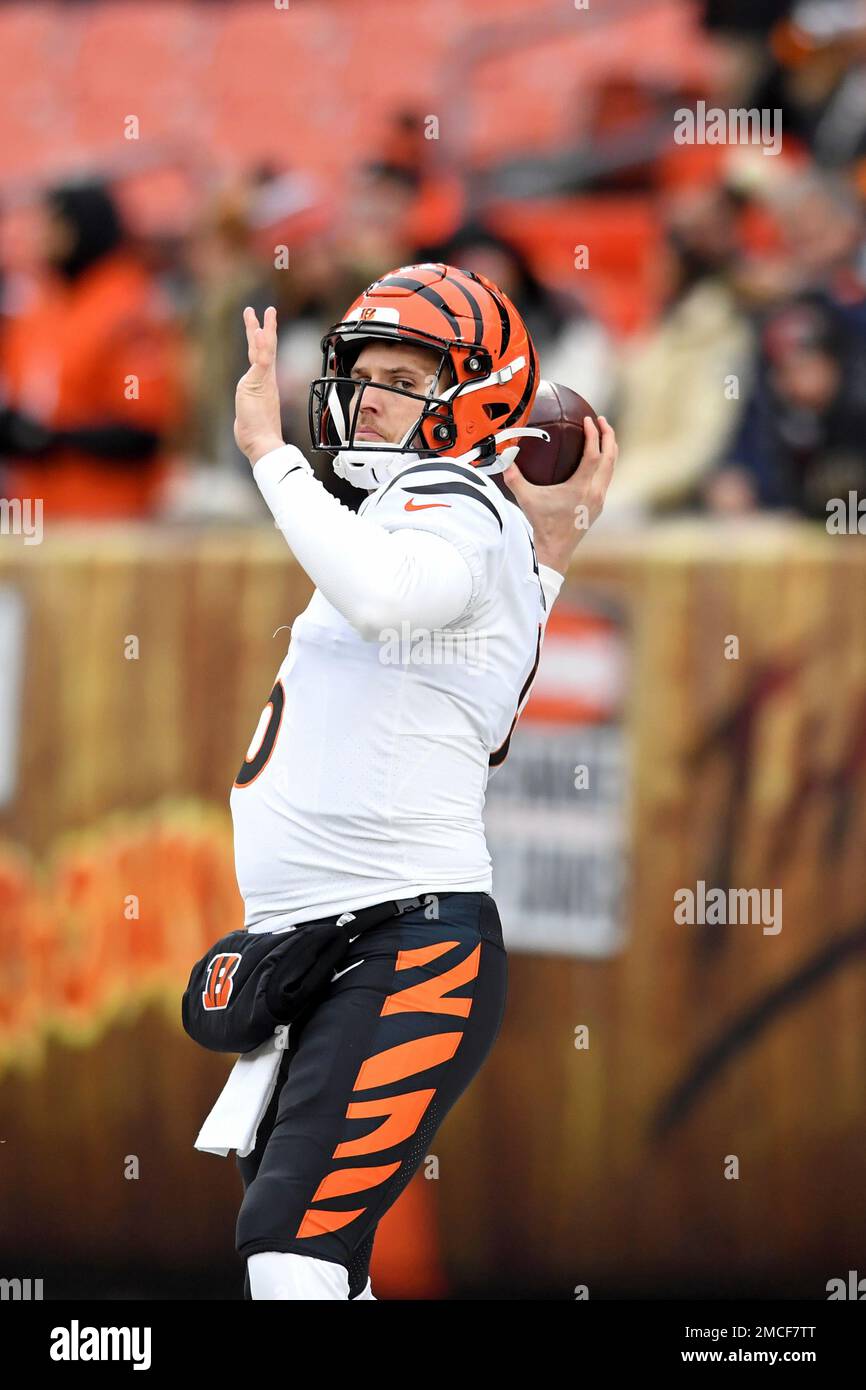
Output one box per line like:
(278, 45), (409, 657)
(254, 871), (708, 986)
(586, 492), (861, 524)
(1, 0), (865, 526)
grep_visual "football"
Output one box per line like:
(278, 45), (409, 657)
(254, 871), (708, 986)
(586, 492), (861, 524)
(512, 380), (599, 485)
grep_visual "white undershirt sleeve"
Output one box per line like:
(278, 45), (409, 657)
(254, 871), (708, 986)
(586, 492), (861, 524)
(538, 562), (565, 623)
(253, 444), (474, 639)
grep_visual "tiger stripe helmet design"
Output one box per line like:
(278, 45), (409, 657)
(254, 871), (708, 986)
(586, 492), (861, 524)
(308, 262), (539, 473)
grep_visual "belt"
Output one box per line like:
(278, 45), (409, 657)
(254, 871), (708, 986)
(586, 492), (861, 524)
(328, 894), (427, 936)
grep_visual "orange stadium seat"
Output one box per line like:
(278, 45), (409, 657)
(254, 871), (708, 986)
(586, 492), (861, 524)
(70, 3), (210, 152)
(0, 0), (719, 185)
(0, 0), (707, 336)
(0, 6), (78, 177)
(200, 4), (354, 175)
(489, 196), (662, 334)
(0, 3), (62, 71)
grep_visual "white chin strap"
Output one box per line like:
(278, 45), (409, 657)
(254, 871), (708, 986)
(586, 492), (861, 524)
(332, 446), (421, 491)
(471, 427), (551, 477)
(332, 427), (550, 492)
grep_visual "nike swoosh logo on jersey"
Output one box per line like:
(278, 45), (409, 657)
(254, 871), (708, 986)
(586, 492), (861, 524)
(332, 959), (365, 982)
(404, 498), (452, 511)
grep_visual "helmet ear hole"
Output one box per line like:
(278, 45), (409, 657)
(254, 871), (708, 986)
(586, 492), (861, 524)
(464, 347), (492, 376)
(483, 402), (510, 421)
(417, 416), (455, 450)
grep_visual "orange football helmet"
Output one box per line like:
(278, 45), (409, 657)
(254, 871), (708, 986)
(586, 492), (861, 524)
(308, 262), (540, 477)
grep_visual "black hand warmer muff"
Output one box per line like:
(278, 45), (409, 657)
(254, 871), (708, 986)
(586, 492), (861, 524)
(182, 919), (355, 1054)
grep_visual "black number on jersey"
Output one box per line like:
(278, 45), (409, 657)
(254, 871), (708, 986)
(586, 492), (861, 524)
(528, 535), (546, 612)
(234, 681), (285, 787)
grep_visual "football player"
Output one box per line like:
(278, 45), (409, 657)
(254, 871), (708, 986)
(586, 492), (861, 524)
(228, 263), (616, 1300)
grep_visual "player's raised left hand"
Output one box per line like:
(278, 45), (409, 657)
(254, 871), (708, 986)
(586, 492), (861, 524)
(235, 305), (285, 466)
(501, 415), (617, 575)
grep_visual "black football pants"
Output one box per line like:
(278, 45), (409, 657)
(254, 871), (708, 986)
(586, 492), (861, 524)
(235, 890), (507, 1298)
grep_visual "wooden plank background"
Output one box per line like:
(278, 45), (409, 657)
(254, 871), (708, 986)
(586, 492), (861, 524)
(1, 518), (864, 1296)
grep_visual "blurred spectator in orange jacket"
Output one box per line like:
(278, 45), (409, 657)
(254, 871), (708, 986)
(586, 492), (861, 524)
(0, 179), (182, 519)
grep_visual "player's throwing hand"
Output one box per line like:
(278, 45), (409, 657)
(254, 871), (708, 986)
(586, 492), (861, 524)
(501, 415), (617, 575)
(235, 305), (285, 466)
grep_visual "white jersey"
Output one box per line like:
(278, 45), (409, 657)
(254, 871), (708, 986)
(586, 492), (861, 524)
(230, 455), (562, 931)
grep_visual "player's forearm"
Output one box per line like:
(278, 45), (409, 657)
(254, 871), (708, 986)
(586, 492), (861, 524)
(533, 541), (573, 577)
(254, 445), (473, 637)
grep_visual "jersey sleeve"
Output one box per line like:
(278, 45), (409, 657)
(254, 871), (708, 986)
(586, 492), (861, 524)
(361, 460), (508, 617)
(252, 444), (475, 638)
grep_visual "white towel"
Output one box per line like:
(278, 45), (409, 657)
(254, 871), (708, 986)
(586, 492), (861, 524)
(193, 908), (372, 1158)
(194, 1035), (286, 1158)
